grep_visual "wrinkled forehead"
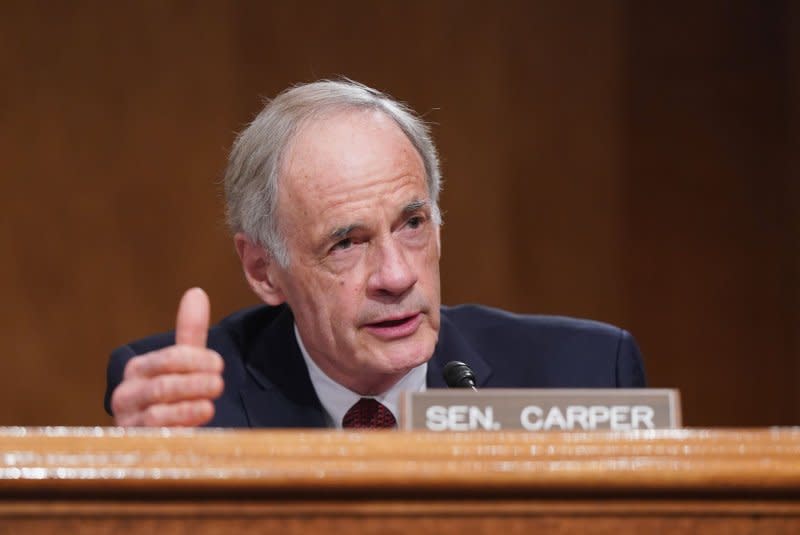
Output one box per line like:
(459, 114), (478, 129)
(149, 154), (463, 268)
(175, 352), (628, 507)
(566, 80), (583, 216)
(278, 108), (425, 199)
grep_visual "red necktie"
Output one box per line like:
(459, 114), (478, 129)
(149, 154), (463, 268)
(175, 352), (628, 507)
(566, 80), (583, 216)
(342, 398), (397, 429)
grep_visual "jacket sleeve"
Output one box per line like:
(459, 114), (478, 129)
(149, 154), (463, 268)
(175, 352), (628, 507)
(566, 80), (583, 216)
(615, 329), (647, 387)
(104, 344), (137, 416)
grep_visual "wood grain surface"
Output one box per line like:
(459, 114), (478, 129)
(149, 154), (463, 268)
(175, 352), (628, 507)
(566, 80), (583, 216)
(0, 428), (798, 533)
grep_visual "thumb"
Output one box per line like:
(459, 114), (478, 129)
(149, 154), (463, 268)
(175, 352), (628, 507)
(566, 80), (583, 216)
(175, 287), (210, 347)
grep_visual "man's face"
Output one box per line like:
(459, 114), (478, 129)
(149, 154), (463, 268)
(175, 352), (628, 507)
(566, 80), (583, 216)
(269, 109), (441, 395)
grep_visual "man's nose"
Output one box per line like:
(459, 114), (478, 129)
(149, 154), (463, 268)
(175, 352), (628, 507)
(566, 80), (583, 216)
(367, 239), (417, 298)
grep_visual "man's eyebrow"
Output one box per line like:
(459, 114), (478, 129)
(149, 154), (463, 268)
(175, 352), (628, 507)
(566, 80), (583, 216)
(325, 200), (429, 242)
(329, 223), (361, 242)
(403, 199), (429, 214)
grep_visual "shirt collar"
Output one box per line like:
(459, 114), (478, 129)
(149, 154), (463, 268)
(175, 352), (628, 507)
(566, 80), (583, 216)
(294, 323), (427, 428)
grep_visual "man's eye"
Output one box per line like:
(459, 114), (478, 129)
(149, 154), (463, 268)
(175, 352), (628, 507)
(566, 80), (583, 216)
(407, 216), (424, 229)
(332, 238), (353, 251)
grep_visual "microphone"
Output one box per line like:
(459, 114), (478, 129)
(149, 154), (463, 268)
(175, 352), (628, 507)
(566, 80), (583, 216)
(442, 361), (477, 391)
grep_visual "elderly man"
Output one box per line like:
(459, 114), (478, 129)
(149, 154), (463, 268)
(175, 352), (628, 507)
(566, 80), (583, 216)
(105, 80), (646, 428)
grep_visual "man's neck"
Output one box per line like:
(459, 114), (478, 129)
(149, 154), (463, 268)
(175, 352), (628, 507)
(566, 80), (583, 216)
(293, 323), (427, 428)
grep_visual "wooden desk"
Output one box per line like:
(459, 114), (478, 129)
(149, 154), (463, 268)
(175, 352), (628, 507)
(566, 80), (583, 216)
(0, 428), (798, 533)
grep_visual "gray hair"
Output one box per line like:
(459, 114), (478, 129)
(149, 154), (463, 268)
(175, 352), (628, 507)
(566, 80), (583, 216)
(224, 79), (443, 267)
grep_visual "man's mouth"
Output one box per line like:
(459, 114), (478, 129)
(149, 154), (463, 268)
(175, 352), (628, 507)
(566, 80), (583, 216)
(363, 313), (423, 339)
(372, 317), (412, 328)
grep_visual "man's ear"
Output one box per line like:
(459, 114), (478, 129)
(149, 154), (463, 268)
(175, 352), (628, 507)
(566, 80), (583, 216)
(234, 232), (286, 306)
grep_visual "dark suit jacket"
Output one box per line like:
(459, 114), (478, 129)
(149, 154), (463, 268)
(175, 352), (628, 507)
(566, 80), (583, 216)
(104, 304), (646, 427)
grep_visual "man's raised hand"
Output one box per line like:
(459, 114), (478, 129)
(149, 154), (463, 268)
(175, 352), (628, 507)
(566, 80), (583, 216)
(111, 288), (224, 426)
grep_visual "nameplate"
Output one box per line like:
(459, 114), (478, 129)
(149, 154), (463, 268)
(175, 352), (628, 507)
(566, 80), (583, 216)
(400, 389), (681, 431)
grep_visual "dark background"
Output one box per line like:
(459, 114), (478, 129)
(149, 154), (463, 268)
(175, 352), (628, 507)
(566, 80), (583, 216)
(1, 1), (797, 427)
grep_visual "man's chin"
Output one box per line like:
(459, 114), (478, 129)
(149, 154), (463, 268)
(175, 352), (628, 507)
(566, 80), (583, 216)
(348, 336), (435, 395)
(373, 337), (436, 373)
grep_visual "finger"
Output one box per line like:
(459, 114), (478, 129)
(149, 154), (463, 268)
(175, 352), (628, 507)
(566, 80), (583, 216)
(112, 373), (224, 415)
(123, 347), (224, 379)
(175, 287), (210, 348)
(117, 400), (215, 427)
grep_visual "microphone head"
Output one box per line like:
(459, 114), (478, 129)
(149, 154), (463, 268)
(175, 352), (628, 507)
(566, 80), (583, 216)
(442, 361), (477, 389)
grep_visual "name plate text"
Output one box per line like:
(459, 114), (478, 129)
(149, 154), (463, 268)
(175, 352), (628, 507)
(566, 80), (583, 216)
(401, 389), (681, 431)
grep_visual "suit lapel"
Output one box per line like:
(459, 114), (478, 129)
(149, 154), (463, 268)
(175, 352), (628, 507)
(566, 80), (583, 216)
(239, 306), (327, 428)
(427, 309), (493, 388)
